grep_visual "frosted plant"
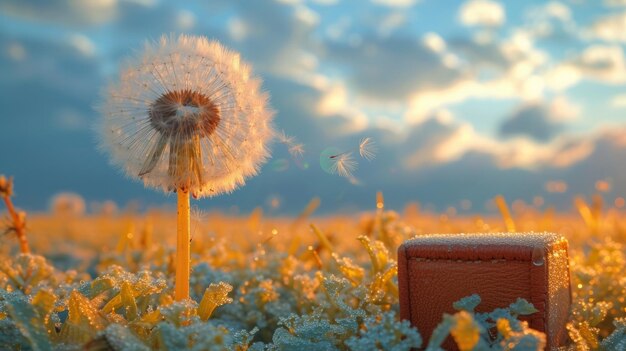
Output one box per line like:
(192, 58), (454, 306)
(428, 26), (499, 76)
(99, 35), (274, 300)
(0, 175), (29, 254)
(424, 295), (546, 350)
(49, 192), (86, 216)
(346, 311), (422, 351)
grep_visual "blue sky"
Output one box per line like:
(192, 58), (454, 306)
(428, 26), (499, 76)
(1, 0), (626, 214)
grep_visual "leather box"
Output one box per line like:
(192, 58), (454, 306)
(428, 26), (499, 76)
(398, 232), (571, 350)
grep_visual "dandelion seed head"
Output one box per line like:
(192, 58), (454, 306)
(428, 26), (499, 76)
(359, 137), (376, 161)
(99, 35), (274, 197)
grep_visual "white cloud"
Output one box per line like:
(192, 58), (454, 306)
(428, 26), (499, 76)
(498, 97), (579, 142)
(604, 0), (626, 6)
(294, 4), (320, 25)
(371, 0), (418, 8)
(68, 34), (96, 57)
(0, 0), (118, 26)
(400, 113), (592, 170)
(423, 32), (446, 53)
(611, 94), (626, 107)
(311, 0), (339, 5)
(402, 116), (473, 169)
(276, 0), (302, 4)
(316, 22), (552, 125)
(176, 10), (196, 30)
(543, 1), (571, 21)
(549, 96), (581, 121)
(124, 0), (157, 6)
(377, 12), (407, 37)
(228, 17), (248, 41)
(324, 35), (463, 100)
(459, 0), (505, 27)
(547, 139), (594, 168)
(545, 45), (626, 88)
(521, 1), (580, 44)
(431, 123), (483, 164)
(404, 72), (547, 124)
(544, 65), (581, 91)
(591, 12), (626, 42)
(567, 45), (626, 83)
(493, 137), (593, 169)
(222, 1), (321, 83)
(525, 1), (572, 24)
(316, 83), (370, 133)
(325, 17), (351, 40)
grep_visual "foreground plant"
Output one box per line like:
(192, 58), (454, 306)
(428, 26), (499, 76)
(99, 35), (274, 300)
(0, 175), (29, 254)
(0, 196), (624, 350)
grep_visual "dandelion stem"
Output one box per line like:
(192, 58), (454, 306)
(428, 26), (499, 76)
(175, 188), (191, 300)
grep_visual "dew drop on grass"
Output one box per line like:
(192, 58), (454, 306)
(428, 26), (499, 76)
(532, 246), (545, 266)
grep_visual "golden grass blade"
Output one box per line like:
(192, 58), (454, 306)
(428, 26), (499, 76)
(495, 195), (516, 232)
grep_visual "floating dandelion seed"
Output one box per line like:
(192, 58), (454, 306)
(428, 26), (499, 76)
(99, 35), (274, 300)
(288, 143), (305, 158)
(191, 205), (208, 223)
(359, 137), (376, 161)
(277, 129), (305, 159)
(277, 130), (295, 145)
(329, 152), (357, 178)
(321, 138), (375, 181)
(100, 35), (274, 198)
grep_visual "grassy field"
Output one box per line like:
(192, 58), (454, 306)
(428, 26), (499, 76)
(0, 195), (624, 350)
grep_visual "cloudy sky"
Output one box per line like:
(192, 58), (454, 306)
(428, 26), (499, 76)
(1, 0), (626, 214)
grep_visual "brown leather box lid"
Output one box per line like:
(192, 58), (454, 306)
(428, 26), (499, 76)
(398, 232), (571, 350)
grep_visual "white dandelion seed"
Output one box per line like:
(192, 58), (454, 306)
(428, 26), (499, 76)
(288, 143), (305, 158)
(277, 130), (295, 145)
(329, 152), (357, 178)
(277, 130), (305, 159)
(99, 34), (274, 198)
(359, 137), (376, 161)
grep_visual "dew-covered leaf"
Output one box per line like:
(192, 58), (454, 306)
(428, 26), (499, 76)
(509, 298), (539, 316)
(4, 291), (52, 351)
(453, 294), (481, 313)
(198, 282), (233, 321)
